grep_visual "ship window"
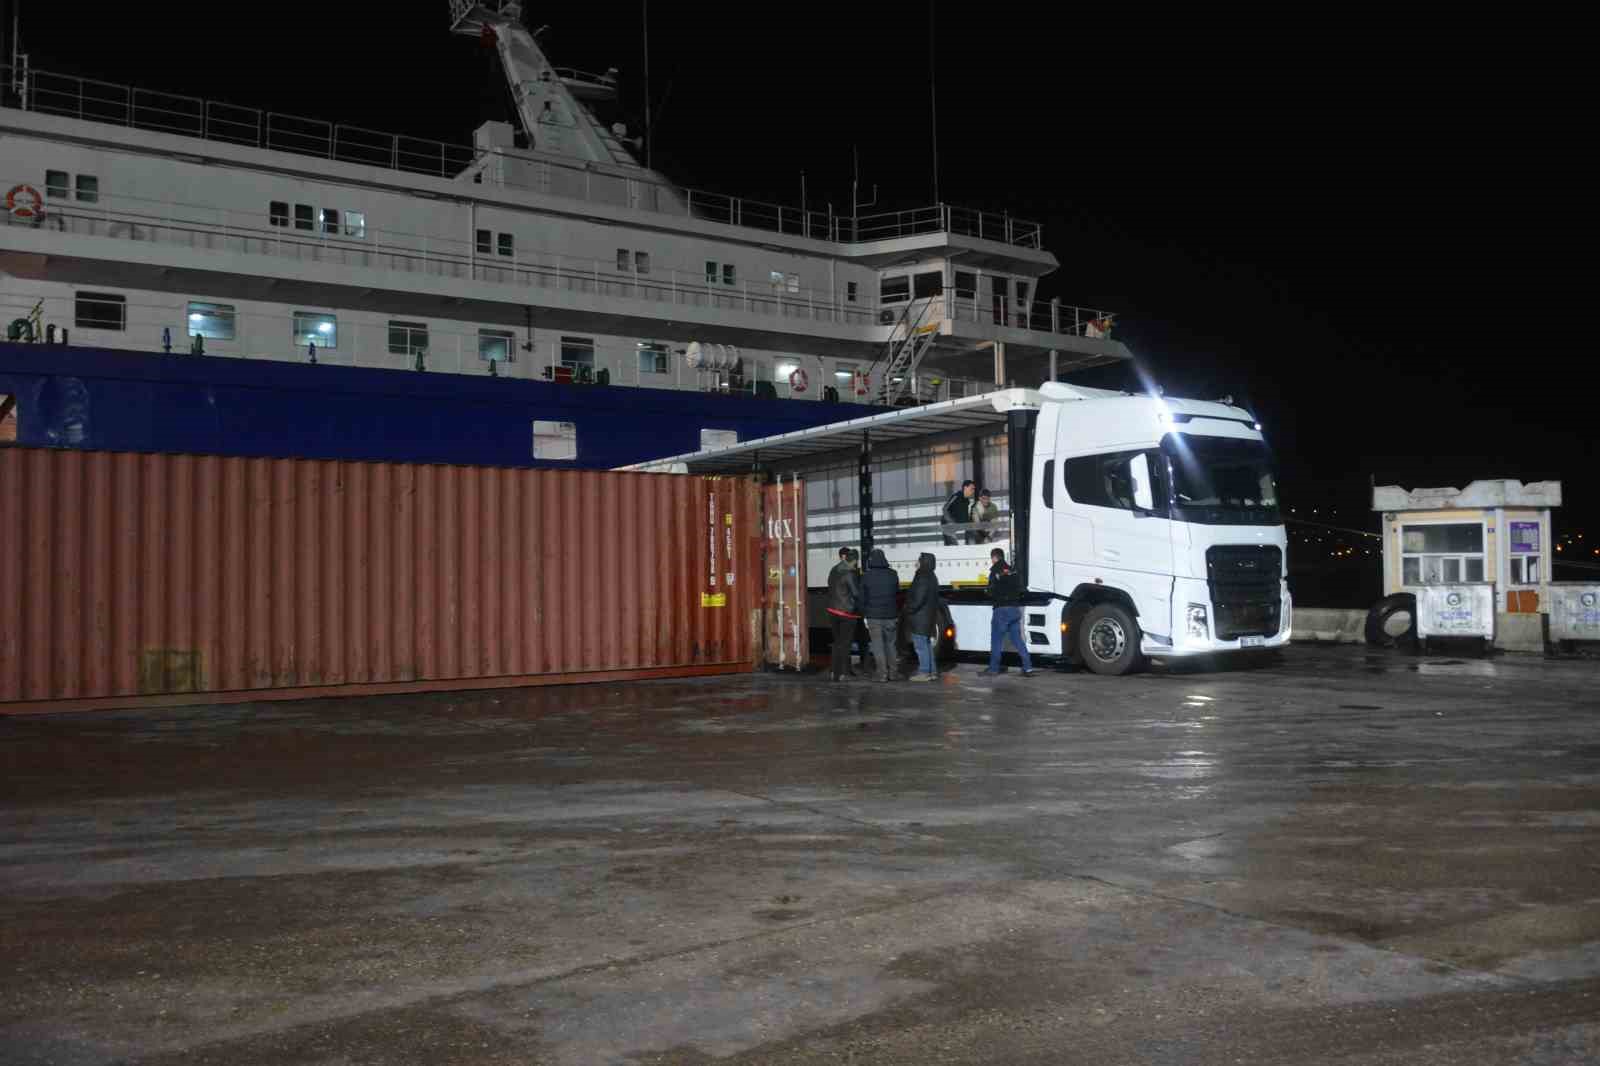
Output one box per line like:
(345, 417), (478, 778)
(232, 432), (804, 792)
(320, 208), (339, 235)
(638, 341), (670, 375)
(293, 311), (337, 349)
(46, 170), (69, 199)
(954, 270), (977, 299)
(913, 270), (943, 298)
(479, 328), (515, 362)
(476, 229), (492, 255)
(787, 273), (800, 294)
(560, 335), (595, 368)
(497, 232), (513, 257)
(705, 260), (717, 284)
(618, 248), (631, 271)
(532, 420), (578, 461)
(770, 270), (785, 289)
(880, 275), (909, 304)
(634, 251), (649, 274)
(186, 301), (236, 341)
(344, 211), (366, 238)
(75, 175), (99, 203)
(74, 291), (125, 331)
(388, 320), (429, 356)
(722, 263), (737, 286)
(269, 201), (289, 227)
(294, 204), (314, 231)
(846, 281), (858, 303)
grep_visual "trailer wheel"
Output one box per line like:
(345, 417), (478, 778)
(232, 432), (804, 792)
(1079, 602), (1142, 676)
(1364, 594), (1417, 649)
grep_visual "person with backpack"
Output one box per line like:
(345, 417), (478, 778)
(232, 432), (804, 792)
(983, 548), (1035, 677)
(860, 548), (903, 682)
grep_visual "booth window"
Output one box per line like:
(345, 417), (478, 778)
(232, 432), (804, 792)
(1401, 523), (1484, 585)
(1508, 520), (1541, 585)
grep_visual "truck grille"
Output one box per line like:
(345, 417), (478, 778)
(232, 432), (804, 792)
(1205, 545), (1283, 640)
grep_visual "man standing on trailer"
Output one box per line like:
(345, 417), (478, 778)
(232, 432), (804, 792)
(983, 548), (1035, 677)
(943, 479), (977, 545)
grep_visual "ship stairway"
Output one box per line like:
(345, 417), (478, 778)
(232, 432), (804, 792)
(872, 299), (940, 406)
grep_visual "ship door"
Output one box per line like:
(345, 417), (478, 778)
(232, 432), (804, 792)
(989, 276), (1010, 326)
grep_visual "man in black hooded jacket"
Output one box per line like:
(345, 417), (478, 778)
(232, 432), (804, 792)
(904, 552), (942, 681)
(860, 549), (902, 682)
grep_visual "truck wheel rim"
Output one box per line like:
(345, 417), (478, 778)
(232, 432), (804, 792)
(1089, 617), (1127, 662)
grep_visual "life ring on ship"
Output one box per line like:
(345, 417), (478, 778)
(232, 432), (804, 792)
(788, 367), (809, 393)
(6, 184), (44, 221)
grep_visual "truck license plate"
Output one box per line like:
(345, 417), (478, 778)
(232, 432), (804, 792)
(1240, 636), (1264, 648)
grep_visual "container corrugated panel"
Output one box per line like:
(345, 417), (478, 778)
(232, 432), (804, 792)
(1, 448), (764, 713)
(761, 479), (809, 669)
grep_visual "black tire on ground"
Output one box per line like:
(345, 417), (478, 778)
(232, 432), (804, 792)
(1078, 602), (1142, 676)
(1364, 593), (1417, 648)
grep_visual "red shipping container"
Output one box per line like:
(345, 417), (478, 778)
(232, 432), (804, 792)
(1, 448), (770, 714)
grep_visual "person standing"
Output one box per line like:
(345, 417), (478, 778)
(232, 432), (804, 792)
(825, 547), (863, 682)
(860, 548), (902, 682)
(983, 548), (1034, 676)
(972, 489), (1000, 544)
(904, 552), (942, 682)
(942, 480), (976, 545)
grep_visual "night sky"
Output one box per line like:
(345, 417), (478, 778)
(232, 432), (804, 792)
(11, 3), (1590, 548)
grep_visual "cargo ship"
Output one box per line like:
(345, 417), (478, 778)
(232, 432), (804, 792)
(0, 1), (1130, 467)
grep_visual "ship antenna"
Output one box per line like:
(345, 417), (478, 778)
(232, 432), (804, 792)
(642, 0), (652, 170)
(929, 0), (940, 205)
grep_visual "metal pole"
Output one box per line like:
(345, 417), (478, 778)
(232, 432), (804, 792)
(858, 431), (874, 560)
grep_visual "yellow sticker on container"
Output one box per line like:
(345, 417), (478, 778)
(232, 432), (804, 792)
(725, 514), (733, 525)
(701, 593), (727, 608)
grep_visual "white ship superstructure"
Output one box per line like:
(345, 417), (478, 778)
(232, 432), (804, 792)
(1, 2), (1129, 407)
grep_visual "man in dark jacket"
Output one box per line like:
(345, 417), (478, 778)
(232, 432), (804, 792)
(860, 548), (902, 682)
(942, 480), (976, 545)
(983, 548), (1034, 676)
(825, 547), (863, 681)
(904, 552), (942, 682)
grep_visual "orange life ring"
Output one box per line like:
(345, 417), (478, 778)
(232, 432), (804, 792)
(6, 184), (44, 221)
(788, 367), (809, 393)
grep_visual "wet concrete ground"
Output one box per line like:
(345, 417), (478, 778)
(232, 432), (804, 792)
(2, 644), (1599, 1064)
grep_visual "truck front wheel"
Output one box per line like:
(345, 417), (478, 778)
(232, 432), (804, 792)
(1080, 602), (1142, 676)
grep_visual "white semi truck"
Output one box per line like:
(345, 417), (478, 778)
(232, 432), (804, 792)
(627, 383), (1290, 674)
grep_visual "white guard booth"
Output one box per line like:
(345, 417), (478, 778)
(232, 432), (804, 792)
(1372, 479), (1560, 652)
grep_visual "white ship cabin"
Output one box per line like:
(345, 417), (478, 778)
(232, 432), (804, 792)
(0, 1), (1130, 408)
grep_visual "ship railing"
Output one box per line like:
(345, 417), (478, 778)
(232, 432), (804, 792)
(2, 65), (1045, 249)
(3, 288), (1003, 401)
(941, 293), (1117, 339)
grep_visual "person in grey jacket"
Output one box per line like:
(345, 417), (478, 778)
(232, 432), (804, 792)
(904, 552), (942, 681)
(860, 549), (902, 682)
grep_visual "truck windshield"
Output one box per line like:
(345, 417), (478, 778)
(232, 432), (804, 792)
(1162, 434), (1280, 526)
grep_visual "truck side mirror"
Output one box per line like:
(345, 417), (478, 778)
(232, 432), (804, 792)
(1130, 453), (1155, 511)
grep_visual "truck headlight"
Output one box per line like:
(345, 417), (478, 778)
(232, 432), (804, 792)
(1187, 604), (1209, 640)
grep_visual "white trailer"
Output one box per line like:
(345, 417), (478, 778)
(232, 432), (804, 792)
(625, 384), (1291, 674)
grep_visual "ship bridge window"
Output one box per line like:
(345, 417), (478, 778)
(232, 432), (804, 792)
(187, 301), (236, 341)
(388, 320), (429, 356)
(705, 260), (717, 284)
(476, 229), (492, 255)
(913, 270), (943, 298)
(620, 249), (633, 271)
(634, 251), (650, 274)
(45, 170), (69, 199)
(954, 270), (977, 300)
(320, 208), (339, 235)
(880, 275), (909, 304)
(293, 311), (337, 349)
(722, 263), (736, 286)
(294, 204), (314, 231)
(846, 281), (858, 303)
(560, 335), (595, 368)
(75, 175), (98, 203)
(479, 329), (515, 362)
(344, 211), (366, 238)
(269, 201), (289, 227)
(638, 341), (670, 375)
(497, 232), (513, 257)
(74, 291), (125, 331)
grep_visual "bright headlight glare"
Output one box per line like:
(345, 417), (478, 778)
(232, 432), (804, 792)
(1187, 603), (1209, 640)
